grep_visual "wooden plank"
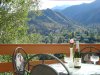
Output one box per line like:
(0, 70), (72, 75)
(0, 44), (100, 55)
(0, 59), (100, 72)
(80, 44), (100, 50)
(80, 44), (100, 52)
(0, 62), (13, 72)
(0, 60), (63, 72)
(0, 44), (70, 55)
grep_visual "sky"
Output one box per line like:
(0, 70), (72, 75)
(40, 0), (95, 9)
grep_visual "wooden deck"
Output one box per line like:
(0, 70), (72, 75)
(0, 44), (100, 74)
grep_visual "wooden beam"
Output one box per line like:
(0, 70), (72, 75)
(0, 60), (63, 72)
(0, 44), (70, 55)
(0, 44), (100, 55)
(0, 62), (13, 72)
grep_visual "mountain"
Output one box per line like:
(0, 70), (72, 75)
(28, 9), (84, 35)
(61, 0), (100, 24)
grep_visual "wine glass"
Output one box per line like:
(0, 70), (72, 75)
(90, 54), (99, 65)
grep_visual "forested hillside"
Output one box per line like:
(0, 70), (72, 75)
(53, 0), (100, 43)
(28, 7), (100, 43)
(28, 9), (89, 43)
(28, 8), (84, 35)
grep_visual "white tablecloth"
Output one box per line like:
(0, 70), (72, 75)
(49, 63), (100, 75)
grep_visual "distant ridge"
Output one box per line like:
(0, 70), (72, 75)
(52, 5), (70, 11)
(61, 0), (100, 24)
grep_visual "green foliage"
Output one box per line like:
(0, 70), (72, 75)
(22, 33), (43, 44)
(0, 0), (40, 44)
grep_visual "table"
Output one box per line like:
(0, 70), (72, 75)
(49, 63), (100, 75)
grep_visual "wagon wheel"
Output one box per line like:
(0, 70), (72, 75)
(25, 54), (70, 75)
(12, 47), (28, 75)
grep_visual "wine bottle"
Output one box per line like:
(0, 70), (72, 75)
(74, 41), (81, 68)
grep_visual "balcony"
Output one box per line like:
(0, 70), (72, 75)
(0, 44), (100, 75)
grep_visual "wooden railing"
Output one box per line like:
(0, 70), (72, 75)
(0, 44), (100, 74)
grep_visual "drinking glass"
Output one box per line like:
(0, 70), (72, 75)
(64, 57), (74, 68)
(90, 54), (99, 65)
(64, 57), (70, 63)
